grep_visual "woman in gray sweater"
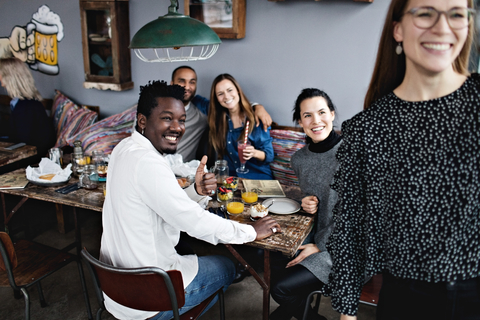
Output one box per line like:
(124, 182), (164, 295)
(270, 88), (341, 320)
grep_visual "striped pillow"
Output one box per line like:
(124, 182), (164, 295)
(52, 90), (79, 137)
(269, 129), (306, 186)
(68, 105), (137, 155)
(54, 106), (98, 148)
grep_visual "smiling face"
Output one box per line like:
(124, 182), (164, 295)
(138, 97), (186, 155)
(171, 68), (197, 105)
(394, 0), (469, 76)
(215, 79), (240, 113)
(298, 97), (335, 144)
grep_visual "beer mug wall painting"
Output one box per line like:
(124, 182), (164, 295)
(0, 5), (64, 75)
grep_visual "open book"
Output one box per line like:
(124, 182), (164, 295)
(242, 179), (286, 198)
(0, 171), (29, 189)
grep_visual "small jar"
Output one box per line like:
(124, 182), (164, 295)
(79, 164), (98, 190)
(213, 160), (229, 184)
(92, 150), (107, 178)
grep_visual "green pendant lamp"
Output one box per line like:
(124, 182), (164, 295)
(130, 0), (221, 63)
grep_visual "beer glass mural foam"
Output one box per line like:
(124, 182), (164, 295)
(26, 5), (64, 75)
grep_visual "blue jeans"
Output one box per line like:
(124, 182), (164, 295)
(150, 255), (235, 320)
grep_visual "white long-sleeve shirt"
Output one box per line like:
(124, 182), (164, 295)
(100, 130), (256, 319)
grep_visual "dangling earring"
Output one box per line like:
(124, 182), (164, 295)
(142, 128), (145, 135)
(396, 42), (403, 55)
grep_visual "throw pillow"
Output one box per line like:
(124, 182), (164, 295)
(68, 104), (137, 155)
(269, 129), (306, 186)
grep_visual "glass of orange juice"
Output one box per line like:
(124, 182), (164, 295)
(241, 190), (258, 204)
(226, 197), (244, 215)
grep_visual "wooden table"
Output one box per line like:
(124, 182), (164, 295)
(1, 170), (312, 320)
(0, 169), (104, 252)
(212, 183), (314, 320)
(0, 142), (37, 167)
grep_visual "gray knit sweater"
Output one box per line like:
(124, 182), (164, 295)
(290, 141), (341, 284)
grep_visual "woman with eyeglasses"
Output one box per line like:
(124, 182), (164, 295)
(326, 0), (480, 319)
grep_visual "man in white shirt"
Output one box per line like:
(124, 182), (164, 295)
(100, 80), (280, 320)
(171, 66), (273, 162)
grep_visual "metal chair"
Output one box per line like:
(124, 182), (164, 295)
(302, 274), (383, 319)
(0, 232), (92, 320)
(81, 247), (225, 320)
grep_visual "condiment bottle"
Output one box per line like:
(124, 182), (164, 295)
(72, 141), (85, 176)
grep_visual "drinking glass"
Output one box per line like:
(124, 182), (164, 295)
(48, 147), (63, 166)
(237, 141), (251, 175)
(242, 189), (258, 204)
(226, 197), (244, 215)
(213, 160), (229, 184)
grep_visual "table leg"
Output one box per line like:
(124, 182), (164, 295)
(73, 207), (82, 255)
(224, 244), (270, 320)
(1, 194), (28, 234)
(55, 203), (66, 234)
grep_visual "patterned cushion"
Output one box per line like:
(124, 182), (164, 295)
(269, 129), (306, 186)
(51, 90), (98, 148)
(51, 90), (79, 137)
(55, 107), (98, 148)
(68, 105), (137, 155)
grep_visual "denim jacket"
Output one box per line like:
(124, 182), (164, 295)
(224, 115), (274, 180)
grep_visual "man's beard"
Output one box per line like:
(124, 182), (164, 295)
(183, 90), (196, 104)
(163, 148), (177, 155)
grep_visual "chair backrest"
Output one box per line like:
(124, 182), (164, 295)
(0, 232), (17, 271)
(81, 248), (185, 314)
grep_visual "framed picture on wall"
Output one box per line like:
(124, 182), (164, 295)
(184, 0), (246, 39)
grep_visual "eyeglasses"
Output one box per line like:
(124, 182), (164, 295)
(405, 7), (475, 30)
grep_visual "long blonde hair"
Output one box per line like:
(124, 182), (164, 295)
(364, 0), (475, 109)
(208, 74), (255, 158)
(0, 58), (42, 100)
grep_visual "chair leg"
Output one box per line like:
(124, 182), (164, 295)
(302, 291), (320, 320)
(313, 293), (322, 315)
(36, 281), (47, 307)
(21, 287), (30, 320)
(76, 259), (94, 320)
(218, 289), (225, 320)
(96, 308), (104, 320)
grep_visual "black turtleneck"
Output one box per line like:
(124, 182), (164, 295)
(307, 130), (342, 153)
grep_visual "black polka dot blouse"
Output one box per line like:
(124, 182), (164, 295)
(325, 74), (480, 316)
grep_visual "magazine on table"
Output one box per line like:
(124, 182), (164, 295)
(0, 171), (29, 189)
(242, 179), (286, 198)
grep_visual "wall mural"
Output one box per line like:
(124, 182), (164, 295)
(0, 5), (64, 75)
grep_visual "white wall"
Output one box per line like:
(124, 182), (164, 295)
(0, 0), (390, 127)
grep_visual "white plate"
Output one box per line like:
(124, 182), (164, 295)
(27, 177), (70, 187)
(262, 198), (300, 215)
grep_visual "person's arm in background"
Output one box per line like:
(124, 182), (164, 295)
(192, 95), (210, 115)
(251, 103), (272, 132)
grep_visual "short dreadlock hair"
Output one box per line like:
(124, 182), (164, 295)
(137, 80), (185, 119)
